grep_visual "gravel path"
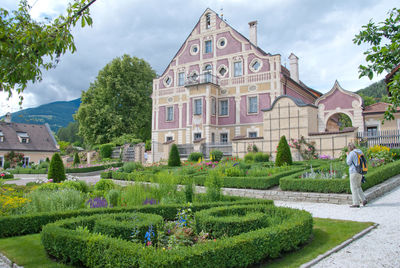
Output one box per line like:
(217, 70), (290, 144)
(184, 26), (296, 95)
(275, 185), (400, 267)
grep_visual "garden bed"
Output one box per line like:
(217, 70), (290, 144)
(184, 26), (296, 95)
(41, 203), (313, 267)
(280, 160), (400, 193)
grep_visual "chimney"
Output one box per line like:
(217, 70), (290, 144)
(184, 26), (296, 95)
(248, 20), (258, 46)
(5, 112), (11, 123)
(289, 53), (299, 83)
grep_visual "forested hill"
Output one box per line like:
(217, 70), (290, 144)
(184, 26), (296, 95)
(1, 98), (81, 132)
(356, 80), (387, 101)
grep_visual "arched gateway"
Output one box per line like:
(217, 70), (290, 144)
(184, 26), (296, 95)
(315, 81), (364, 132)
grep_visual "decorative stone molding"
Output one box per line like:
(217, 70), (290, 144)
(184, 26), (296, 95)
(217, 64), (229, 78)
(217, 37), (227, 49)
(249, 58), (262, 73)
(248, 84), (257, 92)
(190, 44), (199, 55)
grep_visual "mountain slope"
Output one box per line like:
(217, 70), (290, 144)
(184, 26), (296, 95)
(2, 98), (81, 132)
(356, 80), (387, 100)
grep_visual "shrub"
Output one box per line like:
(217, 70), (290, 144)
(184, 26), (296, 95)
(61, 180), (89, 193)
(122, 162), (143, 173)
(391, 148), (400, 160)
(205, 169), (223, 202)
(254, 152), (269, 162)
(210, 150), (223, 162)
(3, 161), (10, 169)
(94, 179), (115, 192)
(244, 153), (255, 162)
(275, 135), (293, 167)
(48, 153), (66, 182)
(73, 152), (80, 166)
(225, 166), (245, 177)
(99, 144), (113, 159)
(168, 144), (181, 167)
(106, 189), (121, 207)
(38, 161), (49, 169)
(22, 189), (85, 213)
(188, 152), (203, 162)
(40, 203), (312, 268)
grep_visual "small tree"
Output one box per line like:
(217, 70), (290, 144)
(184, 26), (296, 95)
(168, 144), (181, 167)
(275, 135), (293, 167)
(73, 152), (80, 166)
(48, 153), (66, 182)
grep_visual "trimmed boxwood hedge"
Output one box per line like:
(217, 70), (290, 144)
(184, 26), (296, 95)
(280, 160), (400, 193)
(103, 167), (306, 190)
(66, 162), (123, 173)
(0, 199), (272, 238)
(41, 203), (312, 267)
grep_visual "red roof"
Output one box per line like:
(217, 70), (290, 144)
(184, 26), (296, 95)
(363, 102), (400, 114)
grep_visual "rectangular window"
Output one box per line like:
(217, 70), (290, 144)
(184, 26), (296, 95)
(219, 99), (228, 116)
(166, 106), (174, 121)
(211, 133), (215, 143)
(194, 99), (202, 115)
(234, 61), (242, 77)
(178, 72), (185, 86)
(205, 40), (212, 53)
(22, 157), (29, 167)
(220, 133), (228, 143)
(211, 98), (216, 115)
(367, 126), (378, 137)
(166, 136), (173, 142)
(194, 133), (202, 140)
(248, 96), (258, 114)
(0, 156), (3, 168)
(249, 132), (257, 138)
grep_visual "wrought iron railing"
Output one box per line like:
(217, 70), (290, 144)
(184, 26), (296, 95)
(184, 73), (220, 86)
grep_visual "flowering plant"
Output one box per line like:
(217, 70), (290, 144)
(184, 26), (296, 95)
(289, 136), (318, 160)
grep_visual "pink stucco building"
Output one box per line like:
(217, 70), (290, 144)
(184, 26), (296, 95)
(151, 8), (322, 161)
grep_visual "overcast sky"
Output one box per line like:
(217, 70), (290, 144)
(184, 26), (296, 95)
(1, 0), (397, 115)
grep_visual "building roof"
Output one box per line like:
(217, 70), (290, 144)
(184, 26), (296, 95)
(0, 122), (59, 152)
(363, 102), (400, 114)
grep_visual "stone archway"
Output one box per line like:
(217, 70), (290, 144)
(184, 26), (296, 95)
(315, 81), (364, 133)
(325, 112), (353, 132)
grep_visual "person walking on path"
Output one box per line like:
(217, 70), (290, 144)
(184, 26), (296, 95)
(346, 142), (367, 208)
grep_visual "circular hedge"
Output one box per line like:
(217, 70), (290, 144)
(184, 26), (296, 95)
(41, 204), (313, 267)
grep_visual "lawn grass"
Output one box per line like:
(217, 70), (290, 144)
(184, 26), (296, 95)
(0, 234), (71, 268)
(0, 218), (373, 268)
(256, 218), (374, 267)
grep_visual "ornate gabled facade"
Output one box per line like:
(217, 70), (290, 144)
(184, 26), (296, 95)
(151, 8), (320, 161)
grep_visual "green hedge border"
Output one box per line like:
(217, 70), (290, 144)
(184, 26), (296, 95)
(0, 199), (272, 238)
(0, 173), (14, 179)
(8, 163), (123, 175)
(280, 160), (400, 193)
(41, 204), (312, 267)
(103, 167), (307, 190)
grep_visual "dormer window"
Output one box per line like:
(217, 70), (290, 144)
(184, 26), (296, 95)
(17, 132), (29, 144)
(206, 13), (211, 29)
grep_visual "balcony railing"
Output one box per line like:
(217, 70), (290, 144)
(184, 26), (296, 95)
(185, 73), (220, 87)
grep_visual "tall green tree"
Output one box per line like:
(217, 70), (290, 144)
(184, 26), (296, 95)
(0, 0), (95, 103)
(57, 121), (83, 145)
(353, 8), (400, 120)
(75, 55), (156, 144)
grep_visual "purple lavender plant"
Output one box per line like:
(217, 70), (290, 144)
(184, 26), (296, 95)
(86, 197), (108, 208)
(143, 198), (159, 205)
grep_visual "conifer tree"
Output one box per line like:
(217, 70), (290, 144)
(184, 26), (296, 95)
(168, 144), (181, 167)
(48, 153), (66, 182)
(275, 135), (293, 166)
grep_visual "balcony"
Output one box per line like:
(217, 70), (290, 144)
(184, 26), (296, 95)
(184, 73), (220, 87)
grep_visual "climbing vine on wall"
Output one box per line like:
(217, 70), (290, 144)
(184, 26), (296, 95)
(289, 137), (318, 160)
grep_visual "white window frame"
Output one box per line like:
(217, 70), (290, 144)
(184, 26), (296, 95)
(0, 155), (4, 168)
(166, 106), (174, 122)
(248, 131), (258, 138)
(217, 64), (228, 78)
(220, 132), (228, 143)
(163, 75), (172, 87)
(190, 44), (199, 55)
(193, 98), (202, 115)
(249, 58), (263, 73)
(217, 37), (227, 49)
(218, 99), (229, 117)
(194, 132), (202, 141)
(178, 72), (185, 86)
(205, 40), (212, 54)
(22, 156), (30, 167)
(166, 136), (173, 142)
(234, 61), (243, 77)
(247, 95), (258, 114)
